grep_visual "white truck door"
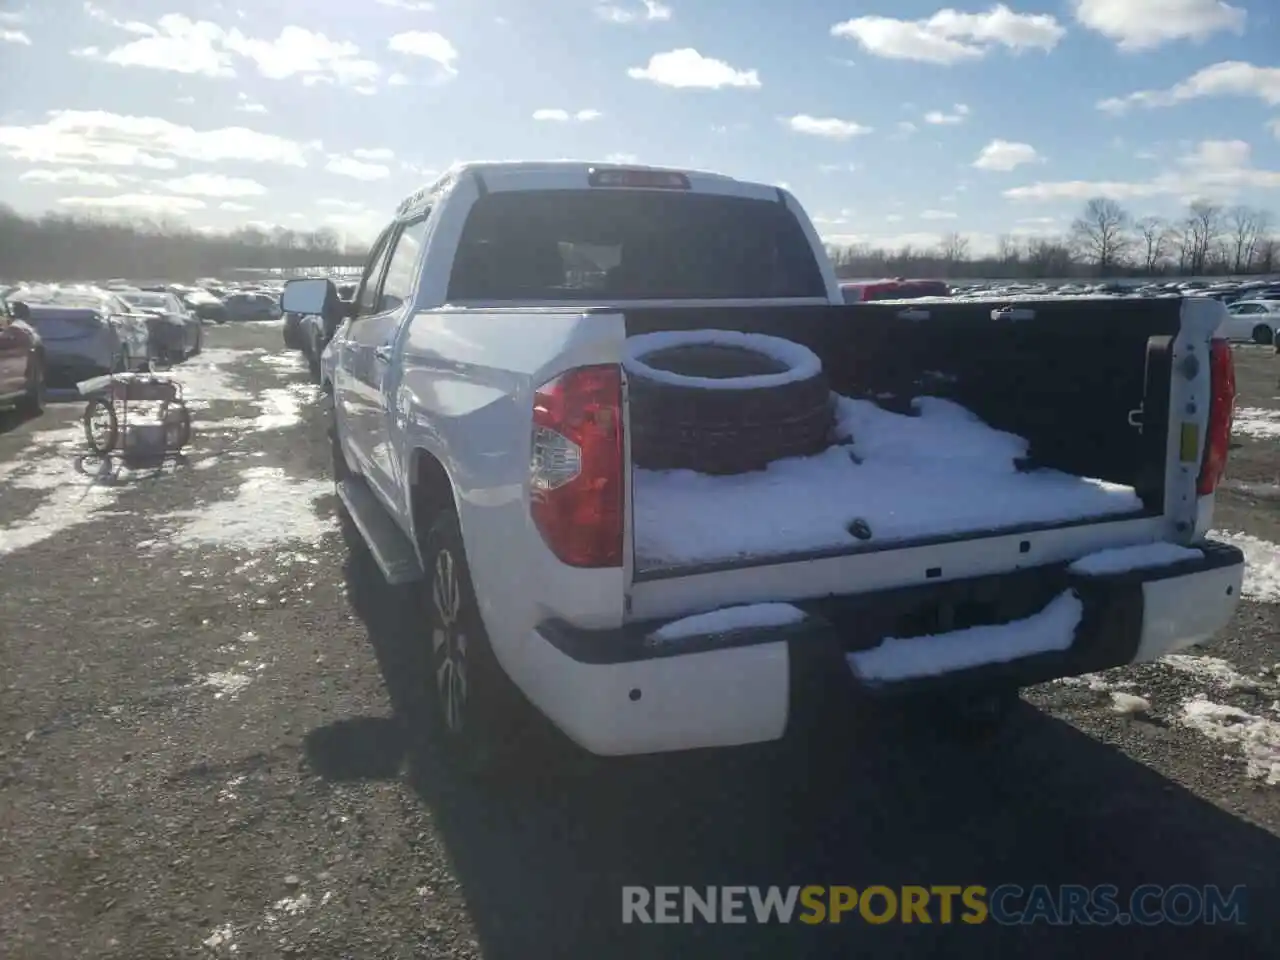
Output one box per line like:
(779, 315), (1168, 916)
(343, 213), (431, 509)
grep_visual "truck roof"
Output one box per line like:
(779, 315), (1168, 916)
(396, 159), (758, 220)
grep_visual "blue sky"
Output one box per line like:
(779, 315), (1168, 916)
(0, 0), (1277, 254)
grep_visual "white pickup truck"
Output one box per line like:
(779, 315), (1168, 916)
(281, 160), (1245, 774)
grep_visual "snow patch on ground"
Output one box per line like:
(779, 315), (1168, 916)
(252, 384), (315, 431)
(650, 602), (806, 643)
(1180, 699), (1280, 785)
(1233, 407), (1280, 440)
(201, 923), (236, 955)
(1110, 692), (1151, 715)
(1209, 530), (1280, 603)
(168, 348), (254, 406)
(1069, 542), (1203, 575)
(635, 396), (1144, 566)
(0, 426), (128, 556)
(200, 671), (253, 699)
(849, 589), (1083, 682)
(157, 466), (334, 550)
(1160, 654), (1263, 690)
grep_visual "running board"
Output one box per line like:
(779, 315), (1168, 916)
(337, 477), (424, 585)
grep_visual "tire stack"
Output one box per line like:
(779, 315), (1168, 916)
(624, 330), (835, 475)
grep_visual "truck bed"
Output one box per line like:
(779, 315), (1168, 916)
(624, 298), (1179, 577)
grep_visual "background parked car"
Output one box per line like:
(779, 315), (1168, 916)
(299, 281), (355, 381)
(119, 289), (203, 362)
(1223, 299), (1280, 344)
(8, 285), (151, 385)
(0, 295), (45, 418)
(222, 292), (281, 322)
(182, 289), (229, 324)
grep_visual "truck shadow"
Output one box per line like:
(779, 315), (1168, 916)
(309, 540), (1280, 960)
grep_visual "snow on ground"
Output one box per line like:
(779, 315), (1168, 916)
(157, 466), (334, 550)
(0, 425), (128, 556)
(1233, 407), (1280, 440)
(251, 384), (315, 431)
(1160, 654), (1265, 690)
(1209, 530), (1280, 603)
(635, 396), (1144, 566)
(1179, 700), (1280, 785)
(848, 590), (1083, 682)
(168, 348), (255, 406)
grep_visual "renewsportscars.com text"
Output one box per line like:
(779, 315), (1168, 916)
(621, 884), (1247, 926)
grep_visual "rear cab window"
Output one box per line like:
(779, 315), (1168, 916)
(446, 189), (826, 301)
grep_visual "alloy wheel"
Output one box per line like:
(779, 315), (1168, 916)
(431, 548), (468, 734)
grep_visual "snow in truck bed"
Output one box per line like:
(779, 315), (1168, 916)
(633, 395), (1145, 567)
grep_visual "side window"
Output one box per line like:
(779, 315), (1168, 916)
(377, 214), (430, 313)
(354, 227), (397, 318)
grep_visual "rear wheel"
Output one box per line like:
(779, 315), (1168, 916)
(1252, 324), (1273, 345)
(418, 511), (534, 779)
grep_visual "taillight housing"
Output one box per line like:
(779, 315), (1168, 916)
(530, 364), (624, 567)
(1197, 338), (1235, 496)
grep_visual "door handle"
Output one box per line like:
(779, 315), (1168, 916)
(374, 346), (392, 364)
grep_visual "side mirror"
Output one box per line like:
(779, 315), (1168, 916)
(281, 278), (340, 319)
(10, 300), (30, 321)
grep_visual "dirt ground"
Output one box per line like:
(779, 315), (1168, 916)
(1, 325), (1278, 959)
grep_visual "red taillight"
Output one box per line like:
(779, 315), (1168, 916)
(530, 364), (624, 567)
(587, 167), (690, 190)
(1197, 338), (1235, 496)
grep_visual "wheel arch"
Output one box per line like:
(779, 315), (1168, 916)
(408, 447), (459, 552)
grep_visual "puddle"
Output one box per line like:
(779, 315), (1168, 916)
(158, 466), (335, 550)
(1233, 407), (1280, 440)
(1180, 699), (1280, 784)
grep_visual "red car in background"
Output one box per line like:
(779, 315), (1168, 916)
(840, 278), (951, 303)
(0, 295), (46, 419)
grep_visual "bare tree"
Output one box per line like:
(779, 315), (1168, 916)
(1226, 205), (1263, 274)
(1135, 216), (1169, 274)
(995, 234), (1020, 266)
(1187, 200), (1222, 274)
(1070, 197), (1132, 274)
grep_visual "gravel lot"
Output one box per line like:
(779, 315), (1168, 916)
(1, 325), (1278, 959)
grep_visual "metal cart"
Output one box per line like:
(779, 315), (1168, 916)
(79, 372), (192, 459)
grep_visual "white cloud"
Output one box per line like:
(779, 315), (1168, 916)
(236, 93), (267, 114)
(319, 198), (367, 211)
(1098, 61), (1280, 114)
(159, 173), (267, 197)
(831, 4), (1065, 65)
(597, 1), (672, 23)
(58, 193), (207, 215)
(75, 14), (235, 77)
(375, 0), (434, 9)
(0, 110), (309, 169)
(1072, 0), (1246, 51)
(533, 108), (603, 122)
(605, 152), (640, 164)
(2, 28), (31, 45)
(19, 168), (122, 187)
(920, 209), (958, 219)
(387, 71), (410, 86)
(924, 103), (970, 124)
(784, 114), (872, 139)
(819, 162), (859, 173)
(973, 139), (1041, 170)
(388, 31), (458, 75)
(352, 147), (395, 161)
(627, 48), (760, 89)
(0, 11), (26, 24)
(326, 155), (391, 180)
(76, 11), (385, 90)
(1270, 118), (1280, 139)
(1004, 139), (1280, 202)
(219, 201), (254, 212)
